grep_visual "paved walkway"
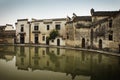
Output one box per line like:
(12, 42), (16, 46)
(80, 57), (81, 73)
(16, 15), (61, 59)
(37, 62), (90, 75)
(1, 44), (120, 57)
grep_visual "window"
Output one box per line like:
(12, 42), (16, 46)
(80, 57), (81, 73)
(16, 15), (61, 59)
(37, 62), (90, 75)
(67, 33), (69, 39)
(47, 25), (50, 30)
(109, 20), (112, 28)
(42, 36), (45, 41)
(52, 40), (54, 42)
(21, 24), (24, 32)
(109, 34), (113, 40)
(21, 27), (24, 32)
(34, 26), (39, 30)
(55, 25), (60, 30)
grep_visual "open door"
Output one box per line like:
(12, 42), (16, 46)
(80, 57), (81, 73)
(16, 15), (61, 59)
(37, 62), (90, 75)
(82, 38), (85, 48)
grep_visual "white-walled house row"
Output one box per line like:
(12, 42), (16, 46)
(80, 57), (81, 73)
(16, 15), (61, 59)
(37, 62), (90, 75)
(15, 18), (66, 46)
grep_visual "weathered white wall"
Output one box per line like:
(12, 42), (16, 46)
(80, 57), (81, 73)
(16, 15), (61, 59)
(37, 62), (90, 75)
(49, 37), (65, 46)
(30, 18), (66, 44)
(16, 20), (30, 43)
(5, 25), (14, 30)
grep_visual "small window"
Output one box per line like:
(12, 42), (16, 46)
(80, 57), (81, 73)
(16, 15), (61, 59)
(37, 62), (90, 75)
(21, 27), (24, 32)
(42, 36), (45, 41)
(109, 34), (113, 40)
(52, 40), (54, 42)
(47, 25), (50, 30)
(55, 25), (60, 30)
(34, 26), (39, 30)
(109, 20), (112, 28)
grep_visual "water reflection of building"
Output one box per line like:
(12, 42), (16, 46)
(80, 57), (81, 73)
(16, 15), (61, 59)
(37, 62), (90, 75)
(16, 46), (30, 70)
(15, 47), (120, 80)
(0, 46), (15, 61)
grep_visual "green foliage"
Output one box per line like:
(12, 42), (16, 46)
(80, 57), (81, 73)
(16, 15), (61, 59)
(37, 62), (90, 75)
(49, 30), (59, 40)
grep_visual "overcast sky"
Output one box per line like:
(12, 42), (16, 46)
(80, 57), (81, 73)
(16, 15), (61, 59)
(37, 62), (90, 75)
(0, 0), (120, 26)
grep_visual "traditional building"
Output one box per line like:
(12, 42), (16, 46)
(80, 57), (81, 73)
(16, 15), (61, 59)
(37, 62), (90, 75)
(14, 9), (120, 52)
(91, 8), (120, 22)
(0, 24), (15, 44)
(30, 18), (66, 46)
(15, 19), (30, 44)
(112, 13), (120, 52)
(91, 9), (120, 52)
(65, 13), (92, 48)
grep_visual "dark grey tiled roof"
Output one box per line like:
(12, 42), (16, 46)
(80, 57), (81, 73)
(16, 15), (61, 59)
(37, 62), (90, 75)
(93, 18), (109, 27)
(92, 11), (120, 16)
(17, 19), (28, 21)
(73, 16), (92, 22)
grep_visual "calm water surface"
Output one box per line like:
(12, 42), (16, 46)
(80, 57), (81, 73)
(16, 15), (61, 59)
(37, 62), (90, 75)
(0, 46), (120, 80)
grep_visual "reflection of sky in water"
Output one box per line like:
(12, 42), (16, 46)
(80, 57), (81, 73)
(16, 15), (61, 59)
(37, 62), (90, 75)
(0, 46), (120, 80)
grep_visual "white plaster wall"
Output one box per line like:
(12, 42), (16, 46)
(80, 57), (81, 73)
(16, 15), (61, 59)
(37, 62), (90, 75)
(5, 25), (14, 30)
(16, 20), (30, 43)
(50, 37), (65, 46)
(31, 19), (66, 44)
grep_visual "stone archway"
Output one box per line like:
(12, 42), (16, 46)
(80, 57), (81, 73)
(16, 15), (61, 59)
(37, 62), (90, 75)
(82, 38), (85, 48)
(99, 39), (102, 49)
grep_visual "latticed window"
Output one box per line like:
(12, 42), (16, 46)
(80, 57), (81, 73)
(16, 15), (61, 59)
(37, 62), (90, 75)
(34, 26), (39, 30)
(55, 25), (60, 30)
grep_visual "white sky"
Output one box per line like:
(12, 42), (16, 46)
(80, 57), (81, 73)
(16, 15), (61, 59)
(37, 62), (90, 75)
(0, 0), (120, 26)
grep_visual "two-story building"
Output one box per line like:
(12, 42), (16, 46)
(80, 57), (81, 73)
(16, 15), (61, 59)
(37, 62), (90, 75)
(31, 18), (66, 46)
(65, 13), (92, 48)
(15, 18), (66, 46)
(0, 24), (15, 44)
(91, 9), (120, 52)
(15, 19), (30, 44)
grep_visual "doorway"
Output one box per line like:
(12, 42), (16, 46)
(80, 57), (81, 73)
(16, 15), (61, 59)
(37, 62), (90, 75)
(57, 39), (60, 46)
(20, 34), (24, 44)
(82, 38), (85, 48)
(99, 39), (102, 49)
(35, 34), (38, 44)
(46, 37), (49, 45)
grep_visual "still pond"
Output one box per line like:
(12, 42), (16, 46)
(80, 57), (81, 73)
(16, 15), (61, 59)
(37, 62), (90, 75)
(0, 46), (120, 80)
